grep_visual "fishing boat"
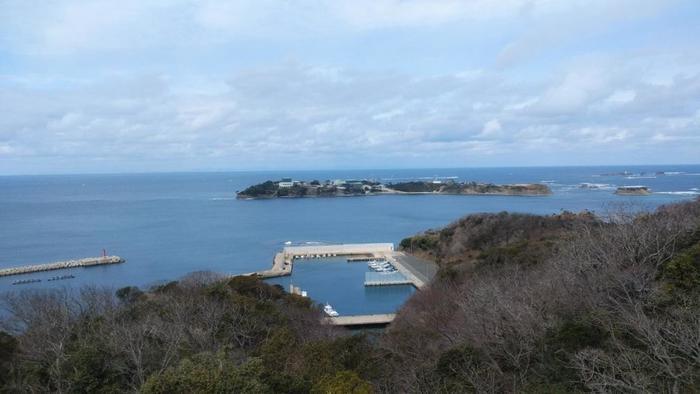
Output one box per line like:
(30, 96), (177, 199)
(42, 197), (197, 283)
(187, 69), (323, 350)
(323, 303), (339, 317)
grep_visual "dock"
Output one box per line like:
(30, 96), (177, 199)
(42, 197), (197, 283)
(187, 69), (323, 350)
(347, 256), (385, 262)
(364, 271), (413, 286)
(0, 256), (124, 277)
(327, 313), (396, 327)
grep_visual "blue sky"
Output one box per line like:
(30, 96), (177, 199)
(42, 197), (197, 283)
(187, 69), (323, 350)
(1, 0), (699, 174)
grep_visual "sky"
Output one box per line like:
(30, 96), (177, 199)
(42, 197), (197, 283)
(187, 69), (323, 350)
(0, 0), (699, 175)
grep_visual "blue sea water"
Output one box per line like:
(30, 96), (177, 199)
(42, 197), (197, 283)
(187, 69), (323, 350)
(1, 165), (698, 314)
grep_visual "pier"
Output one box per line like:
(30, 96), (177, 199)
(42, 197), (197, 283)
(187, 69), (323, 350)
(327, 313), (396, 327)
(364, 271), (413, 286)
(380, 251), (436, 289)
(0, 256), (124, 277)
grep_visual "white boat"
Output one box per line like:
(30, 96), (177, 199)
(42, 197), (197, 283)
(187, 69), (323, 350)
(284, 241), (292, 245)
(324, 303), (339, 317)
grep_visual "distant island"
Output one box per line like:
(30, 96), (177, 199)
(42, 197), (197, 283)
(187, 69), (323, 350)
(598, 170), (684, 177)
(615, 186), (652, 195)
(236, 178), (551, 199)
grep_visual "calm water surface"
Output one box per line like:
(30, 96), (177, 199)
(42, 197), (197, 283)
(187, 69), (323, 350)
(1, 166), (698, 314)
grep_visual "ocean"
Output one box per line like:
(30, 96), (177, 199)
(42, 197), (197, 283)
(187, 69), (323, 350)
(1, 165), (699, 314)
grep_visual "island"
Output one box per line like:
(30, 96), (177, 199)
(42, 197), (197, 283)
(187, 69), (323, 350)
(615, 186), (652, 195)
(236, 178), (551, 199)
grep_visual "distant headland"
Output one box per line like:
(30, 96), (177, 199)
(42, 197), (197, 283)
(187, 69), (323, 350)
(236, 178), (551, 199)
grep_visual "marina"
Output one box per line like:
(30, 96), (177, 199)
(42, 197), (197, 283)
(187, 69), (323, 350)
(249, 243), (433, 288)
(258, 243), (437, 323)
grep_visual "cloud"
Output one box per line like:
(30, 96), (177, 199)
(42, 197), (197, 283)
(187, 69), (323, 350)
(2, 51), (699, 173)
(0, 1), (698, 173)
(480, 119), (503, 137)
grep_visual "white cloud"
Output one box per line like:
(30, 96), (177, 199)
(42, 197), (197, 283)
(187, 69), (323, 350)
(480, 119), (502, 137)
(0, 1), (699, 173)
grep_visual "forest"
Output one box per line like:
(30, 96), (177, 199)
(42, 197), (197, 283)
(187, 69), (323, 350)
(2, 198), (699, 393)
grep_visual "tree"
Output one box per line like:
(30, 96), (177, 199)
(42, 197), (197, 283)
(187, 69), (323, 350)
(141, 353), (271, 394)
(311, 370), (373, 394)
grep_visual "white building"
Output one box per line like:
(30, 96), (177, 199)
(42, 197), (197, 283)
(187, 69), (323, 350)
(278, 178), (294, 188)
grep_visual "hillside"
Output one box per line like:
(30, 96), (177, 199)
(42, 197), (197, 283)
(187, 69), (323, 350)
(382, 198), (700, 392)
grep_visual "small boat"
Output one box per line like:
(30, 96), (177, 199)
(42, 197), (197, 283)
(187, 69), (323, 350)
(284, 241), (292, 245)
(324, 303), (339, 317)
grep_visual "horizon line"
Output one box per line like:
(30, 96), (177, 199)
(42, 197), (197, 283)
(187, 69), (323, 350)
(1, 163), (699, 178)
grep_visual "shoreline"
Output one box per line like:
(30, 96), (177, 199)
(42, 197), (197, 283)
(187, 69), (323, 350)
(237, 190), (552, 200)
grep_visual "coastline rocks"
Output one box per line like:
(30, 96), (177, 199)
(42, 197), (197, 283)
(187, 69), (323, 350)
(615, 186), (651, 196)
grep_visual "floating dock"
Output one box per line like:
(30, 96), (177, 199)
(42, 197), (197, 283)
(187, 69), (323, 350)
(364, 271), (413, 286)
(347, 256), (385, 262)
(0, 256), (124, 277)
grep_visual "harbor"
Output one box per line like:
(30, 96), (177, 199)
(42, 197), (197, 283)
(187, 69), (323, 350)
(258, 243), (437, 326)
(0, 256), (124, 277)
(249, 243), (436, 285)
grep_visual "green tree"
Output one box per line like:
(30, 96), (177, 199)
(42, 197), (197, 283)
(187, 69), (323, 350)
(142, 353), (272, 394)
(311, 370), (373, 394)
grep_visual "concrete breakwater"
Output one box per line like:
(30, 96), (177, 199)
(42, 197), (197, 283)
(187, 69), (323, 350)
(0, 256), (124, 277)
(247, 243), (396, 279)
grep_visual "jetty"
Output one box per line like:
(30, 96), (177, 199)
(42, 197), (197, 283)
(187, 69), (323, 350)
(328, 313), (396, 327)
(0, 256), (124, 277)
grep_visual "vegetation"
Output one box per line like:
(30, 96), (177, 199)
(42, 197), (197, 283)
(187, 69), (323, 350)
(3, 198), (700, 392)
(388, 199), (700, 392)
(237, 179), (551, 199)
(0, 275), (377, 393)
(238, 180), (278, 198)
(388, 182), (442, 193)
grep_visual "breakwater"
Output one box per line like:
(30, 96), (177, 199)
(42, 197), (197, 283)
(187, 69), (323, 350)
(245, 243), (396, 279)
(0, 256), (124, 277)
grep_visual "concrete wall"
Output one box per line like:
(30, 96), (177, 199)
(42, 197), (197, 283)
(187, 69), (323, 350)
(283, 243), (394, 256)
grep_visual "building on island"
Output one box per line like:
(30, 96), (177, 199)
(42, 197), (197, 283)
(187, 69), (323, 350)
(278, 178), (294, 188)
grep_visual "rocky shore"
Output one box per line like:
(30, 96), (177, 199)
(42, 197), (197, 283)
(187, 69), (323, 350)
(615, 186), (652, 195)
